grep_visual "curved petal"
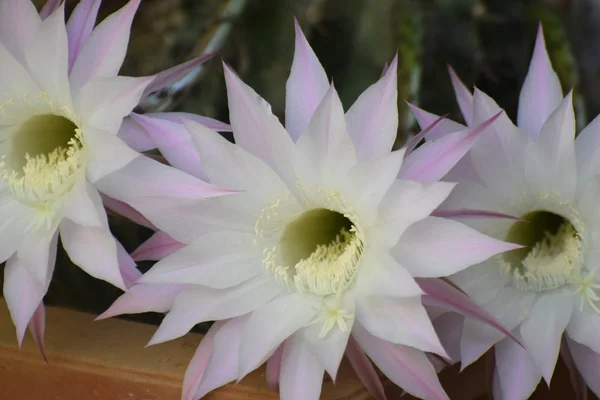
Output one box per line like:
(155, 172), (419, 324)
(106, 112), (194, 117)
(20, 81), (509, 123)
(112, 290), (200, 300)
(345, 335), (387, 400)
(352, 323), (449, 400)
(566, 336), (600, 397)
(131, 231), (184, 261)
(520, 289), (573, 383)
(64, 181), (107, 227)
(345, 55), (398, 161)
(69, 0), (140, 93)
(238, 293), (317, 379)
(575, 113), (600, 186)
(279, 333), (325, 400)
(517, 26), (563, 139)
(102, 194), (155, 230)
(16, 229), (58, 286)
(84, 128), (140, 183)
(392, 216), (520, 278)
(0, 0), (41, 63)
(0, 40), (41, 104)
(266, 344), (284, 391)
(285, 19), (329, 141)
(407, 103), (465, 141)
(567, 306), (600, 355)
(494, 333), (542, 400)
(66, 0), (101, 72)
(448, 65), (473, 125)
(27, 302), (47, 361)
(97, 283), (187, 319)
(59, 219), (126, 290)
(116, 240), (140, 288)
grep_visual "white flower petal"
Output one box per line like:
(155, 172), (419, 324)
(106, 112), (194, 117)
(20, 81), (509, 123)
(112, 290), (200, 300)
(98, 283), (187, 320)
(448, 66), (473, 126)
(84, 128), (139, 182)
(63, 180), (107, 227)
(16, 229), (58, 286)
(65, 0), (102, 72)
(494, 333), (542, 400)
(566, 336), (600, 397)
(567, 305), (600, 355)
(0, 197), (32, 263)
(575, 113), (600, 186)
(280, 333), (325, 400)
(238, 293), (317, 379)
(0, 0), (41, 63)
(0, 39), (40, 104)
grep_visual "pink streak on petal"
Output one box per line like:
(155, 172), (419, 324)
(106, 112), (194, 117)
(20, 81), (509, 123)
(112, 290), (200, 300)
(116, 240), (141, 288)
(266, 343), (284, 392)
(399, 111), (503, 182)
(97, 283), (187, 320)
(152, 112), (232, 132)
(447, 65), (473, 125)
(101, 193), (156, 230)
(66, 0), (101, 72)
(561, 337), (588, 400)
(27, 302), (47, 362)
(406, 102), (466, 141)
(566, 336), (600, 397)
(431, 208), (521, 221)
(118, 116), (155, 152)
(40, 0), (62, 20)
(345, 335), (387, 400)
(69, 0), (140, 92)
(131, 230), (185, 261)
(285, 19), (330, 141)
(418, 278), (522, 349)
(404, 113), (450, 154)
(142, 52), (216, 98)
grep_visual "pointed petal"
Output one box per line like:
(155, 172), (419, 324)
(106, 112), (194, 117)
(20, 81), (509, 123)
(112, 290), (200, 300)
(353, 323), (450, 400)
(182, 320), (224, 400)
(566, 336), (600, 397)
(143, 52), (216, 98)
(406, 103), (465, 140)
(3, 255), (51, 345)
(520, 289), (573, 383)
(432, 312), (464, 363)
(76, 76), (153, 133)
(0, 198), (32, 264)
(392, 216), (520, 277)
(131, 231), (184, 261)
(64, 181), (106, 227)
(403, 113), (450, 154)
(567, 306), (600, 355)
(279, 333), (325, 400)
(101, 194), (155, 230)
(518, 26), (563, 139)
(238, 294), (317, 379)
(84, 128), (139, 182)
(17, 230), (58, 286)
(69, 0), (140, 92)
(97, 283), (186, 319)
(346, 55), (398, 160)
(116, 240), (140, 288)
(40, 0), (62, 19)
(149, 112), (232, 132)
(66, 0), (101, 72)
(0, 41), (40, 104)
(148, 278), (281, 345)
(345, 335), (387, 400)
(0, 0), (41, 63)
(448, 66), (473, 125)
(117, 116), (155, 152)
(399, 112), (502, 182)
(138, 231), (259, 288)
(131, 113), (206, 180)
(285, 20), (329, 141)
(418, 278), (520, 347)
(192, 316), (249, 399)
(560, 338), (589, 400)
(494, 333), (542, 400)
(27, 302), (47, 361)
(575, 113), (600, 186)
(24, 3), (71, 107)
(60, 219), (126, 290)
(355, 295), (447, 356)
(266, 344), (284, 391)
(223, 63), (296, 182)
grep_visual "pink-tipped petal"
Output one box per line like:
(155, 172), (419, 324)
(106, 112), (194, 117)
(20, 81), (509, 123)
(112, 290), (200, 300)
(24, 3), (71, 107)
(406, 103), (465, 141)
(143, 52), (216, 98)
(118, 116), (155, 152)
(97, 283), (186, 320)
(355, 295), (447, 357)
(404, 113), (450, 154)
(447, 66), (473, 125)
(399, 112), (503, 182)
(69, 0), (140, 92)
(431, 208), (521, 221)
(279, 333), (325, 400)
(266, 343), (284, 391)
(285, 19), (330, 141)
(28, 302), (47, 362)
(345, 335), (387, 400)
(192, 316), (249, 400)
(131, 113), (206, 180)
(40, 0), (62, 20)
(518, 25), (563, 139)
(432, 312), (464, 363)
(352, 323), (450, 400)
(182, 320), (226, 400)
(566, 337), (600, 397)
(0, 0), (41, 63)
(3, 255), (52, 346)
(66, 0), (101, 72)
(149, 112), (232, 132)
(60, 220), (126, 290)
(418, 278), (521, 347)
(101, 194), (156, 230)
(116, 240), (140, 288)
(494, 332), (542, 400)
(223, 63), (296, 182)
(392, 216), (521, 278)
(131, 231), (184, 261)
(238, 294), (317, 380)
(560, 338), (588, 400)
(346, 54), (398, 161)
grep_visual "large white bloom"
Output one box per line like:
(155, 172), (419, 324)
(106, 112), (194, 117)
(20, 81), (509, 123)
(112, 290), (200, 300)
(411, 26), (600, 399)
(0, 0), (225, 347)
(102, 22), (516, 400)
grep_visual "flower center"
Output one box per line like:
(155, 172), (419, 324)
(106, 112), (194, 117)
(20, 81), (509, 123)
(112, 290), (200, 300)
(0, 113), (84, 226)
(501, 210), (583, 292)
